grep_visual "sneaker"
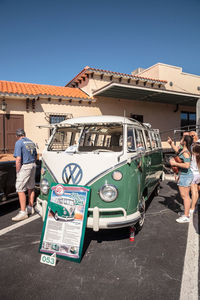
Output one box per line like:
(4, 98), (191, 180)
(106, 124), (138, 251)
(176, 215), (190, 223)
(189, 209), (195, 215)
(178, 210), (184, 216)
(178, 209), (195, 217)
(26, 205), (35, 215)
(12, 211), (28, 221)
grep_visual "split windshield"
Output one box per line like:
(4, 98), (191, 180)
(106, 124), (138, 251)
(48, 124), (123, 152)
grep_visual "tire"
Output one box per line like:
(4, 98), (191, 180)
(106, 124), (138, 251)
(136, 196), (145, 231)
(154, 184), (160, 196)
(54, 212), (59, 221)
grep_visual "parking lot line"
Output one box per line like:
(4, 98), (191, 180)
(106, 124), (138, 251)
(0, 214), (40, 236)
(179, 215), (199, 300)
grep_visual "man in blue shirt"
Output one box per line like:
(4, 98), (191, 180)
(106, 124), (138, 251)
(12, 129), (37, 221)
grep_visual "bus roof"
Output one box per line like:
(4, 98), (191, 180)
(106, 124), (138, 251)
(58, 115), (145, 127)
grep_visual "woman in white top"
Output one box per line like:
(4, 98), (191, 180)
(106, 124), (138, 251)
(190, 142), (200, 213)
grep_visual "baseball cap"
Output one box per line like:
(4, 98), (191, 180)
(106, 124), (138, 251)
(16, 128), (25, 137)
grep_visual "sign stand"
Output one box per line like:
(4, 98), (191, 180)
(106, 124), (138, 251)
(39, 183), (90, 263)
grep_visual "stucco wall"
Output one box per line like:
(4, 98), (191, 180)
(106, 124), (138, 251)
(1, 95), (196, 152)
(138, 63), (200, 95)
(79, 74), (113, 96)
(2, 97), (101, 154)
(95, 96), (195, 141)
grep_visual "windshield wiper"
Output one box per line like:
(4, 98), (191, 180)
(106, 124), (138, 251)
(92, 149), (114, 153)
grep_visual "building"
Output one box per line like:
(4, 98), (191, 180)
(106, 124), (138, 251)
(0, 63), (200, 154)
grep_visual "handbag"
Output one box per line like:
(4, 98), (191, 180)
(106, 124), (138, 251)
(171, 156), (183, 174)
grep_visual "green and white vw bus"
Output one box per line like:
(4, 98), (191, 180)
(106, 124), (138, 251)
(49, 196), (75, 221)
(36, 116), (163, 231)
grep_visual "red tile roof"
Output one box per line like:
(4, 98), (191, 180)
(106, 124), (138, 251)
(0, 80), (91, 99)
(66, 66), (167, 86)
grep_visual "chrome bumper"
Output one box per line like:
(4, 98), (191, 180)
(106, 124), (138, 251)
(36, 197), (48, 221)
(87, 207), (141, 231)
(36, 197), (141, 231)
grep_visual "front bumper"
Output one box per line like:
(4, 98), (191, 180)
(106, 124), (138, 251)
(36, 197), (48, 221)
(36, 197), (141, 231)
(87, 207), (141, 231)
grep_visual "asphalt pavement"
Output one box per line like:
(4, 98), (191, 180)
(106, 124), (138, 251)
(0, 179), (199, 300)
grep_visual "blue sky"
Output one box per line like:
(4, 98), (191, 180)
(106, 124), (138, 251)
(0, 0), (199, 86)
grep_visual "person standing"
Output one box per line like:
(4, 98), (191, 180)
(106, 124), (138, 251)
(189, 131), (199, 144)
(169, 135), (193, 223)
(12, 129), (37, 221)
(167, 131), (189, 153)
(190, 142), (200, 214)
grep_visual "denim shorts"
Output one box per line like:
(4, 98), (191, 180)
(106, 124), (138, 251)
(177, 173), (193, 187)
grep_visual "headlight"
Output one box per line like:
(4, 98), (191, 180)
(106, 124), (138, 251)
(99, 184), (118, 202)
(112, 170), (123, 181)
(40, 179), (50, 195)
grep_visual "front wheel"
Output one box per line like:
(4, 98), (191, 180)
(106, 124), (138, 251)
(154, 184), (160, 196)
(54, 212), (59, 221)
(136, 196), (145, 231)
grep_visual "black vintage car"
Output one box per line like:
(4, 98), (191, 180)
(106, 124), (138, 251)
(0, 159), (41, 204)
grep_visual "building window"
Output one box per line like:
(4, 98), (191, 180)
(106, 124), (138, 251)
(49, 115), (67, 136)
(50, 115), (66, 124)
(130, 114), (143, 123)
(181, 111), (196, 131)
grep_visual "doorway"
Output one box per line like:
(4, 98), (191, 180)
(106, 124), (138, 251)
(0, 114), (24, 153)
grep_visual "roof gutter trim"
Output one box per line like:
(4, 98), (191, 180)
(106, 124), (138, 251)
(65, 67), (167, 86)
(0, 92), (94, 102)
(93, 83), (200, 99)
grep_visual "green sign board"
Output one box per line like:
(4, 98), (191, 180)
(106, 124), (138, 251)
(39, 183), (90, 263)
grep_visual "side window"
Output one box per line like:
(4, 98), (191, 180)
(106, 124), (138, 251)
(135, 129), (145, 149)
(155, 133), (162, 148)
(49, 130), (70, 151)
(144, 130), (152, 150)
(150, 132), (157, 149)
(127, 127), (135, 151)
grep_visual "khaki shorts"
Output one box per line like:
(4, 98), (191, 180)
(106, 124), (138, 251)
(16, 163), (36, 192)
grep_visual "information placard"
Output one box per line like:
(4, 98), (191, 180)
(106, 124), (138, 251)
(39, 183), (90, 263)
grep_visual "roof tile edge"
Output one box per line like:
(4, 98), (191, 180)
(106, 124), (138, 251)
(65, 66), (167, 87)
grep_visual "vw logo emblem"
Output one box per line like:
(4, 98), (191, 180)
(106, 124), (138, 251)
(62, 163), (83, 185)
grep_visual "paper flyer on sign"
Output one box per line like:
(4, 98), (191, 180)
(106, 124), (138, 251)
(39, 184), (90, 262)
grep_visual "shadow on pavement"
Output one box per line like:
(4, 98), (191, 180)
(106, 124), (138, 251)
(0, 193), (39, 217)
(158, 181), (183, 214)
(160, 180), (200, 235)
(0, 199), (20, 216)
(191, 203), (200, 235)
(82, 227), (130, 258)
(82, 192), (156, 258)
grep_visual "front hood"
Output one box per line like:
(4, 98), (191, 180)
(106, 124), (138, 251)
(42, 151), (127, 186)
